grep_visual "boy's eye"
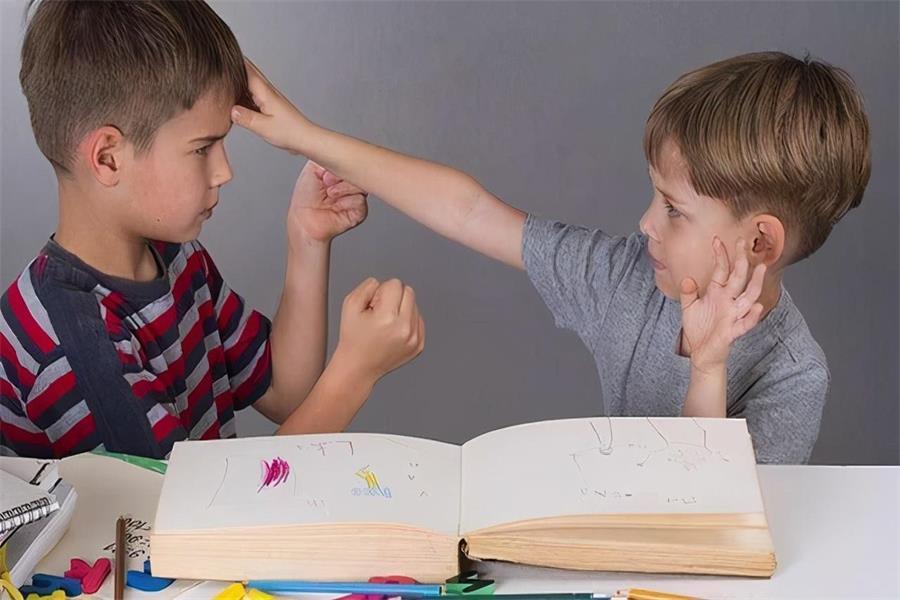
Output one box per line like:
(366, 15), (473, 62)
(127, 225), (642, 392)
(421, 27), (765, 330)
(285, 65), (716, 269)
(663, 199), (682, 218)
(194, 144), (212, 157)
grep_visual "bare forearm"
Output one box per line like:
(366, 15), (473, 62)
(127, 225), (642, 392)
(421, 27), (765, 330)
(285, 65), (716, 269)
(263, 237), (330, 422)
(682, 365), (728, 418)
(276, 351), (375, 434)
(292, 123), (526, 268)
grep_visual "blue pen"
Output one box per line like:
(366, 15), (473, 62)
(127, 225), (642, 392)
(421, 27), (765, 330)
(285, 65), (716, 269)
(246, 580), (443, 597)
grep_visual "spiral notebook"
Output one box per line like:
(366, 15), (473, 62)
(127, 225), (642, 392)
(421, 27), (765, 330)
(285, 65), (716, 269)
(0, 469), (59, 533)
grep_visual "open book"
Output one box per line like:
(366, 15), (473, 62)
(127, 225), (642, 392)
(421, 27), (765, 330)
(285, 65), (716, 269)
(151, 417), (776, 581)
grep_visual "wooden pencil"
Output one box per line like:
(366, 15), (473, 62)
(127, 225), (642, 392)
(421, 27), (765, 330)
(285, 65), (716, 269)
(624, 589), (702, 600)
(115, 516), (126, 600)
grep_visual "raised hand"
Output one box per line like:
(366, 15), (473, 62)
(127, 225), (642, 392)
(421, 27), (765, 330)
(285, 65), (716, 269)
(679, 237), (766, 372)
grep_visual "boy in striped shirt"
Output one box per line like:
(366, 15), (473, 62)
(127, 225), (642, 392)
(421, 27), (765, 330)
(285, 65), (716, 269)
(1, 0), (425, 459)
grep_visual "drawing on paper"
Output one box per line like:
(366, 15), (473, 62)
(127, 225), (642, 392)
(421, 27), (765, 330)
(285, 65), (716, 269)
(352, 465), (392, 498)
(205, 437), (443, 509)
(297, 440), (355, 457)
(259, 456), (290, 492)
(297, 438), (432, 500)
(569, 417), (733, 503)
(208, 455), (300, 508)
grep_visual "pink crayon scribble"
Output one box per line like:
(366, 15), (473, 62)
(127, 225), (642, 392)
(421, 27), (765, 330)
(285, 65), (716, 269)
(259, 457), (290, 492)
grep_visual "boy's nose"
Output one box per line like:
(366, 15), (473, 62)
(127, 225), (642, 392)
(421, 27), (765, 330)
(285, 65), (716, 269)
(639, 208), (655, 239)
(212, 167), (233, 188)
(211, 153), (233, 189)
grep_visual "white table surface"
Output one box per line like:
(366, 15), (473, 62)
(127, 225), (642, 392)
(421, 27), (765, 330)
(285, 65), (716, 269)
(478, 466), (900, 600)
(34, 462), (900, 600)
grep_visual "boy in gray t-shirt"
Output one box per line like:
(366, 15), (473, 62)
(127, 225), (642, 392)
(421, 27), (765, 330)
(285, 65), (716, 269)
(230, 52), (871, 463)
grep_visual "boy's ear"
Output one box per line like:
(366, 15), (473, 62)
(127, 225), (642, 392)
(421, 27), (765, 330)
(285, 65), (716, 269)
(80, 126), (128, 186)
(749, 214), (786, 267)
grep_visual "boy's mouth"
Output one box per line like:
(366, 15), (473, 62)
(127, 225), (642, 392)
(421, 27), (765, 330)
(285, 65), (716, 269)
(202, 201), (219, 218)
(648, 250), (666, 271)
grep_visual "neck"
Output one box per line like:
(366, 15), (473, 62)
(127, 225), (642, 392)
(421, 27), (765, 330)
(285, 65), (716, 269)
(55, 178), (159, 281)
(757, 269), (783, 321)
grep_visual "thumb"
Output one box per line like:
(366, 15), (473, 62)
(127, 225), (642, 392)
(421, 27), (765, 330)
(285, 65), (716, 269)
(343, 277), (380, 313)
(308, 160), (326, 180)
(231, 105), (272, 137)
(299, 159), (325, 180)
(680, 277), (699, 309)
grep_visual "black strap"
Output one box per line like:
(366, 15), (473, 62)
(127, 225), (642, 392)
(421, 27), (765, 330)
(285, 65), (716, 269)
(41, 283), (165, 458)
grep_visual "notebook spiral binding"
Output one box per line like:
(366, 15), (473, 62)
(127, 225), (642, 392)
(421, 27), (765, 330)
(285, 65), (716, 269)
(0, 496), (55, 530)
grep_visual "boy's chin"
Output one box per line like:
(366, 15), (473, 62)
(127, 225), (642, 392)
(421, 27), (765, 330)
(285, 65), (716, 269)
(653, 274), (681, 301)
(143, 226), (201, 245)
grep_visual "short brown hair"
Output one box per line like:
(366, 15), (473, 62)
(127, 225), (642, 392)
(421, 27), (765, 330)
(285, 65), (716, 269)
(20, 0), (255, 174)
(644, 52), (870, 262)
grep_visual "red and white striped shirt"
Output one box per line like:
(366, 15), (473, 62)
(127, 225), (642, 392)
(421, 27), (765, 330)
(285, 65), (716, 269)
(0, 238), (272, 458)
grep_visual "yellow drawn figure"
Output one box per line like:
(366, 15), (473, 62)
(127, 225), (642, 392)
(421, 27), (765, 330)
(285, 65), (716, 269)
(355, 466), (381, 490)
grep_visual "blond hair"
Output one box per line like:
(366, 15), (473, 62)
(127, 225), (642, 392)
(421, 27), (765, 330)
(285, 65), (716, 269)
(644, 52), (870, 261)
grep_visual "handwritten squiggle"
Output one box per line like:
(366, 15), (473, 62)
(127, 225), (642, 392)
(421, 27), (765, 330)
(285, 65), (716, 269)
(259, 457), (290, 492)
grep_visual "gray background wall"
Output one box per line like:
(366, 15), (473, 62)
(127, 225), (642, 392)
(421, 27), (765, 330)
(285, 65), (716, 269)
(1, 1), (897, 464)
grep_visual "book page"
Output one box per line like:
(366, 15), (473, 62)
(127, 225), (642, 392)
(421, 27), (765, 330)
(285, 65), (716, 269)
(460, 417), (765, 533)
(32, 453), (198, 599)
(0, 457), (59, 492)
(155, 433), (461, 536)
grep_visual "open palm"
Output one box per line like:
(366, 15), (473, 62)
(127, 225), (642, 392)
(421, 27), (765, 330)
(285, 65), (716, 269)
(680, 238), (766, 371)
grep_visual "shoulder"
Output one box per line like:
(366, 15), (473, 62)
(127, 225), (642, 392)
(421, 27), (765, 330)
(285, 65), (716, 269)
(734, 291), (830, 406)
(2, 255), (66, 370)
(768, 290), (830, 379)
(523, 215), (649, 275)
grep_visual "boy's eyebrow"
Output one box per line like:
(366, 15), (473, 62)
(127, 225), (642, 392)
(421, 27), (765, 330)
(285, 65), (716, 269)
(189, 126), (232, 144)
(655, 185), (685, 205)
(647, 168), (690, 207)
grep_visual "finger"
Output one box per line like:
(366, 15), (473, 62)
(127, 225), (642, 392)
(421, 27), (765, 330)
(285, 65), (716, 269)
(333, 196), (368, 228)
(710, 237), (730, 287)
(332, 194), (368, 212)
(726, 238), (750, 298)
(308, 160), (326, 179)
(416, 315), (426, 353)
(244, 56), (263, 78)
(230, 105), (274, 137)
(343, 277), (380, 312)
(371, 278), (404, 315)
(679, 277), (700, 309)
(242, 57), (265, 87)
(327, 181), (367, 198)
(241, 57), (275, 108)
(244, 57), (277, 90)
(242, 57), (291, 118)
(299, 160), (325, 181)
(399, 285), (417, 327)
(735, 263), (767, 313)
(734, 302), (765, 337)
(322, 170), (343, 187)
(406, 308), (425, 356)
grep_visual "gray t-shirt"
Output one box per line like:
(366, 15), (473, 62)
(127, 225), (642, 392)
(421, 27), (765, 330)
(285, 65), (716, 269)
(522, 215), (829, 464)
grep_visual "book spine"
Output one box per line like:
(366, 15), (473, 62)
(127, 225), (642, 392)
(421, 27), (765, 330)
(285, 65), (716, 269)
(0, 497), (55, 531)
